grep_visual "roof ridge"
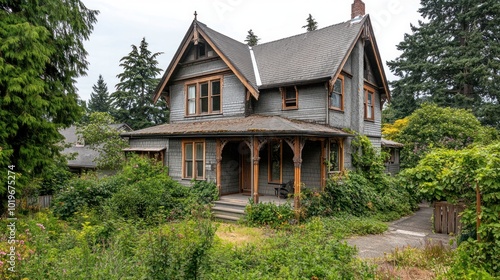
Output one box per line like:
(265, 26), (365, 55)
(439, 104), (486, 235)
(254, 16), (366, 48)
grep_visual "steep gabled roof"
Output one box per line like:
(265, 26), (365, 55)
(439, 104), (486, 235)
(253, 17), (366, 88)
(153, 20), (259, 103)
(153, 15), (390, 103)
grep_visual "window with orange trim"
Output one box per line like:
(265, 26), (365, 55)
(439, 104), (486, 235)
(186, 77), (222, 116)
(364, 85), (375, 120)
(281, 86), (298, 110)
(182, 140), (205, 179)
(329, 75), (344, 110)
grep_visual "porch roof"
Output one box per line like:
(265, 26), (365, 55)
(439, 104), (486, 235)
(121, 115), (351, 138)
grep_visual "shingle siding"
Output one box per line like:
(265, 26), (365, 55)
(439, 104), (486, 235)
(173, 58), (227, 81)
(254, 83), (327, 124)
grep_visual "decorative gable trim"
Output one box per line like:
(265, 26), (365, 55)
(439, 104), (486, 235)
(153, 20), (259, 104)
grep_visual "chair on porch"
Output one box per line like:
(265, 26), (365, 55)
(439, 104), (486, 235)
(274, 180), (294, 199)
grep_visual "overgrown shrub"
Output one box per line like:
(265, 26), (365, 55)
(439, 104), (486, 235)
(190, 180), (219, 204)
(137, 219), (216, 279)
(52, 174), (119, 219)
(244, 200), (295, 228)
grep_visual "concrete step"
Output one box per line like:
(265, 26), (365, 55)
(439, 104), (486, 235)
(212, 199), (248, 222)
(214, 214), (240, 222)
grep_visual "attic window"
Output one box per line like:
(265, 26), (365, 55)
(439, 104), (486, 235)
(281, 86), (298, 110)
(364, 85), (375, 120)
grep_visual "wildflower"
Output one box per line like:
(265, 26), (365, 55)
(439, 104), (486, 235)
(0, 260), (4, 266)
(0, 251), (6, 255)
(36, 223), (46, 230)
(19, 240), (25, 245)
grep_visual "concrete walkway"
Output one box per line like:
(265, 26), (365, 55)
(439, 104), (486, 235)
(347, 203), (454, 259)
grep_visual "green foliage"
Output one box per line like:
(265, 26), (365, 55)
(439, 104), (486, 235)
(87, 74), (112, 115)
(244, 200), (295, 228)
(107, 156), (190, 222)
(0, 0), (98, 198)
(76, 112), (129, 170)
(392, 103), (497, 168)
(52, 174), (119, 219)
(191, 180), (219, 204)
(244, 29), (260, 46)
(302, 13), (318, 31)
(111, 37), (168, 129)
(350, 133), (387, 180)
(403, 142), (500, 275)
(139, 220), (216, 279)
(387, 0), (500, 128)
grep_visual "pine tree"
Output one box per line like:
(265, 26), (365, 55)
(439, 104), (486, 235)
(302, 14), (318, 31)
(387, 0), (500, 128)
(88, 75), (112, 114)
(245, 29), (260, 47)
(0, 0), (98, 194)
(111, 38), (168, 129)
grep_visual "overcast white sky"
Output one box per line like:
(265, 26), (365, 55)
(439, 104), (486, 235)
(75, 0), (423, 101)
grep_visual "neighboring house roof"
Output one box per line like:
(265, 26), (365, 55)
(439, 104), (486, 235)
(153, 14), (390, 103)
(122, 115), (351, 138)
(59, 126), (98, 169)
(60, 123), (132, 169)
(381, 138), (404, 148)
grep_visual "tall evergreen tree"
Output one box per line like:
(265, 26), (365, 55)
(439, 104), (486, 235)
(0, 0), (98, 192)
(387, 0), (500, 128)
(111, 38), (168, 129)
(244, 29), (260, 47)
(88, 74), (112, 114)
(302, 14), (318, 31)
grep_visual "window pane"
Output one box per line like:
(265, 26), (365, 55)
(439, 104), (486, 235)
(211, 81), (220, 96)
(195, 142), (204, 160)
(188, 85), (196, 99)
(185, 143), (193, 160)
(200, 83), (208, 97)
(212, 95), (220, 112)
(329, 141), (339, 171)
(331, 93), (341, 108)
(188, 99), (196, 114)
(285, 87), (295, 99)
(333, 79), (342, 93)
(201, 97), (208, 113)
(368, 92), (373, 105)
(185, 160), (193, 177)
(196, 161), (204, 178)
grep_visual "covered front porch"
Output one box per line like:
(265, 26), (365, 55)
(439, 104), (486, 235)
(215, 134), (348, 209)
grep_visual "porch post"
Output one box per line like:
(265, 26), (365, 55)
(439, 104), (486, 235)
(252, 137), (260, 204)
(293, 136), (303, 209)
(216, 139), (222, 195)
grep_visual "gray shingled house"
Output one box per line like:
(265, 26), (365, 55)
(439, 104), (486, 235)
(122, 0), (391, 208)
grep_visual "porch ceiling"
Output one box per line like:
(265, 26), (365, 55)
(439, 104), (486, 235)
(122, 115), (351, 138)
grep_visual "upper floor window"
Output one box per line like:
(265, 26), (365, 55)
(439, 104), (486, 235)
(182, 140), (205, 179)
(281, 86), (298, 110)
(186, 76), (222, 116)
(364, 85), (375, 120)
(197, 42), (206, 58)
(329, 75), (344, 110)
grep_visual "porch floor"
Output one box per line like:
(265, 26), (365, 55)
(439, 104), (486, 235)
(220, 193), (294, 206)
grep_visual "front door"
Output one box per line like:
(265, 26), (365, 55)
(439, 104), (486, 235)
(240, 145), (252, 194)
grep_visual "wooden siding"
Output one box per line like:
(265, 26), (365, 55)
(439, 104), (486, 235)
(253, 83), (327, 124)
(169, 74), (246, 123)
(173, 58), (228, 81)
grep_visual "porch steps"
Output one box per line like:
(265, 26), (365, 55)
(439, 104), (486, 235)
(212, 197), (248, 222)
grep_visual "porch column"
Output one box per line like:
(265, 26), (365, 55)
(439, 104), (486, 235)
(293, 136), (303, 209)
(252, 137), (260, 204)
(216, 139), (222, 195)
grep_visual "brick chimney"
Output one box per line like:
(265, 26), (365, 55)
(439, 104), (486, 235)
(351, 0), (365, 19)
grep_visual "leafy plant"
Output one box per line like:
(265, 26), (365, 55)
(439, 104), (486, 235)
(244, 200), (295, 228)
(190, 180), (219, 204)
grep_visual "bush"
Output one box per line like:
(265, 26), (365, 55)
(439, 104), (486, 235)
(190, 180), (218, 204)
(244, 200), (295, 228)
(52, 174), (119, 219)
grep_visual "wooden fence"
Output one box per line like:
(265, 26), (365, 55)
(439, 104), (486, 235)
(16, 195), (53, 210)
(433, 201), (466, 234)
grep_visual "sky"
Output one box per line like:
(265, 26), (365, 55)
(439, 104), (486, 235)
(75, 0), (423, 101)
